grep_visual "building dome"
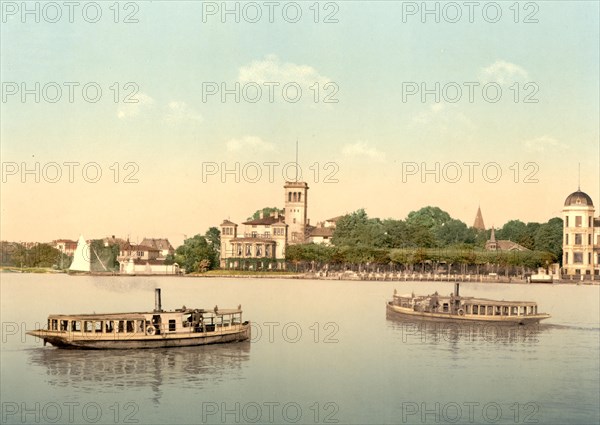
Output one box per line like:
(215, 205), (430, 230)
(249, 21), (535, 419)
(564, 190), (594, 207)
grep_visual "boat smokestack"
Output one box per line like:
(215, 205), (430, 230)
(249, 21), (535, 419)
(454, 282), (460, 297)
(154, 288), (162, 312)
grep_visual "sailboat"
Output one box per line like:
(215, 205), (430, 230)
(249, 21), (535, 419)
(68, 235), (91, 273)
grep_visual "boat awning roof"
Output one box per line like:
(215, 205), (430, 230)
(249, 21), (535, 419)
(48, 308), (243, 319)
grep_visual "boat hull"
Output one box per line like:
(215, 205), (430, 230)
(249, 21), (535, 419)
(28, 323), (251, 350)
(386, 302), (549, 325)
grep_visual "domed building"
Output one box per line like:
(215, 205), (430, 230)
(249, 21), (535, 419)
(562, 189), (600, 277)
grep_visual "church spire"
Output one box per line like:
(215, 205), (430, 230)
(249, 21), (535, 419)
(473, 206), (485, 230)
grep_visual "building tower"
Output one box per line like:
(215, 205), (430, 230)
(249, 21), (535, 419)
(219, 219), (238, 268)
(473, 206), (485, 230)
(485, 227), (497, 250)
(284, 181), (309, 244)
(562, 189), (596, 276)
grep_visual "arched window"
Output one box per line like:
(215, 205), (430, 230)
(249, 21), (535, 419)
(288, 192), (292, 202)
(293, 192), (298, 202)
(298, 192), (302, 202)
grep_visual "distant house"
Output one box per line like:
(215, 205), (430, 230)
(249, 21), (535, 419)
(118, 242), (160, 262)
(52, 239), (78, 256)
(115, 240), (179, 274)
(102, 235), (129, 249)
(307, 216), (341, 245)
(485, 228), (530, 252)
(140, 238), (175, 259)
(308, 226), (334, 245)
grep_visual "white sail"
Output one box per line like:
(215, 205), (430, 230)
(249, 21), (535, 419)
(69, 235), (91, 272)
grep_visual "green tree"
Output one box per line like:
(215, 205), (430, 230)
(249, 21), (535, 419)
(534, 217), (563, 260)
(205, 226), (221, 264)
(405, 206), (452, 230)
(27, 244), (62, 268)
(174, 234), (218, 273)
(332, 209), (386, 247)
(434, 219), (474, 246)
(89, 240), (119, 272)
(381, 219), (411, 248)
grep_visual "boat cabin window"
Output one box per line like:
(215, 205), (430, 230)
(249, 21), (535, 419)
(511, 306), (518, 316)
(534, 306), (538, 314)
(503, 306), (509, 316)
(521, 306), (527, 316)
(473, 305), (478, 315)
(71, 321), (81, 332)
(60, 320), (68, 331)
(442, 303), (449, 313)
(494, 306), (501, 316)
(84, 321), (93, 332)
(126, 321), (134, 333)
(49, 319), (58, 331)
(95, 321), (103, 333)
(168, 320), (176, 332)
(105, 321), (114, 333)
(118, 321), (125, 332)
(529, 306), (534, 315)
(486, 306), (493, 316)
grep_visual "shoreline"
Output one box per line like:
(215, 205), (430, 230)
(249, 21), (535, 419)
(2, 267), (598, 285)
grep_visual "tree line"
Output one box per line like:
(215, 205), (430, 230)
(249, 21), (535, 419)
(286, 207), (563, 273)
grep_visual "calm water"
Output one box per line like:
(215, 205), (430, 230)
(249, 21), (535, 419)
(1, 274), (599, 425)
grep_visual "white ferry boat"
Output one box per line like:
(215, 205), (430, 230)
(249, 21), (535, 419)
(27, 289), (251, 349)
(387, 283), (550, 325)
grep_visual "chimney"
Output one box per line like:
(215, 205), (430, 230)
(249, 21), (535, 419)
(154, 288), (162, 312)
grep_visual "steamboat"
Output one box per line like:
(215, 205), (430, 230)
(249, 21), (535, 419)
(387, 283), (550, 325)
(27, 289), (251, 349)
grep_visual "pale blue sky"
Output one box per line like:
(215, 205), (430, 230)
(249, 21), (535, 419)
(1, 1), (599, 245)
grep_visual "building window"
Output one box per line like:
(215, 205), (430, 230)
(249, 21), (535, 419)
(589, 217), (592, 227)
(565, 234), (569, 245)
(565, 216), (569, 227)
(298, 193), (302, 202)
(288, 192), (292, 202)
(588, 253), (592, 265)
(575, 234), (582, 245)
(589, 234), (592, 245)
(574, 253), (583, 264)
(575, 216), (582, 227)
(565, 253), (568, 264)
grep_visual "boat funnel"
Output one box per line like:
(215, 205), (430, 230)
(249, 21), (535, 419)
(454, 282), (460, 297)
(154, 288), (162, 312)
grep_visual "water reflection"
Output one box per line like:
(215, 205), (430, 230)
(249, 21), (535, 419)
(386, 311), (544, 349)
(27, 342), (251, 405)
